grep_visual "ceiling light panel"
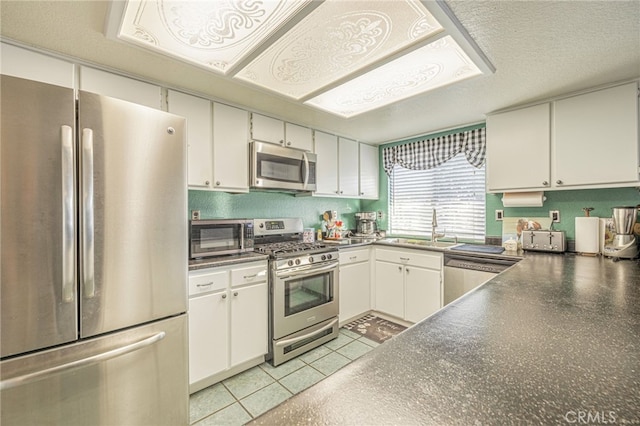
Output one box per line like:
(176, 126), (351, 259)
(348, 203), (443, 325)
(234, 0), (443, 100)
(305, 35), (483, 118)
(115, 0), (311, 74)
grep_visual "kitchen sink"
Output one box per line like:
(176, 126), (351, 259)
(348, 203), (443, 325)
(380, 238), (461, 249)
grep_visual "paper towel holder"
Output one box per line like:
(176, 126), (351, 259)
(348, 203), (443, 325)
(501, 191), (547, 207)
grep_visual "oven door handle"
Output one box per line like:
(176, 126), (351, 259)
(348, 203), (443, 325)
(275, 262), (337, 279)
(275, 318), (339, 349)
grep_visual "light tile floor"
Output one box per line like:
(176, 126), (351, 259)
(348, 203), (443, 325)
(190, 328), (380, 426)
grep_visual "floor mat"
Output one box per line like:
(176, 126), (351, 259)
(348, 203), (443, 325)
(342, 314), (407, 344)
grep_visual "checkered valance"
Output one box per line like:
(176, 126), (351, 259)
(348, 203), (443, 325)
(383, 128), (486, 176)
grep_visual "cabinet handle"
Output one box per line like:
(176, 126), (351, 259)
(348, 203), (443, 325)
(243, 273), (258, 279)
(279, 140), (284, 145)
(542, 181), (548, 186)
(221, 294), (227, 299)
(350, 256), (357, 260)
(400, 257), (410, 261)
(215, 181), (221, 186)
(287, 141), (292, 146)
(196, 282), (214, 287)
(339, 190), (343, 194)
(556, 179), (563, 185)
(233, 291), (239, 297)
(406, 268), (410, 273)
(398, 266), (402, 272)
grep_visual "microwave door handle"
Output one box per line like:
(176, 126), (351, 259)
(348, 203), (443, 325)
(302, 152), (309, 189)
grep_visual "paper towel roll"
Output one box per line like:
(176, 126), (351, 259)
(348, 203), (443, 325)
(502, 192), (546, 207)
(575, 217), (600, 254)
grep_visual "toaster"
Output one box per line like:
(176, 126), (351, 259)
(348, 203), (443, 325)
(521, 230), (566, 252)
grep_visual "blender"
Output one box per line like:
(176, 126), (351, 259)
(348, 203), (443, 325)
(354, 212), (378, 237)
(603, 206), (640, 259)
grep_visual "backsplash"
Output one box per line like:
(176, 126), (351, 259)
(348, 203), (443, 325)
(486, 188), (640, 240)
(188, 190), (363, 231)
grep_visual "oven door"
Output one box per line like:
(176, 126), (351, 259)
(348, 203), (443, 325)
(272, 261), (338, 339)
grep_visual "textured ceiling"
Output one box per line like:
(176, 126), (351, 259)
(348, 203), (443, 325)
(1, 1), (639, 144)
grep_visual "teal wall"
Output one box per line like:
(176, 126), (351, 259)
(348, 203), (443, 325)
(486, 188), (640, 240)
(188, 190), (362, 231)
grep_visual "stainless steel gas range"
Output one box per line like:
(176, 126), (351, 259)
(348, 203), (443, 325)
(254, 218), (339, 366)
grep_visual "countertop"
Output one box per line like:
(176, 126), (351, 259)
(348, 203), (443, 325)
(188, 252), (269, 270)
(250, 253), (640, 425)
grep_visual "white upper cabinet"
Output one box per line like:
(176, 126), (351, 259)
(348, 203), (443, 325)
(553, 82), (639, 188)
(314, 132), (379, 199)
(1, 43), (75, 88)
(314, 131), (339, 195)
(487, 81), (640, 192)
(167, 90), (213, 189)
(285, 123), (313, 151)
(251, 113), (312, 151)
(486, 103), (551, 192)
(212, 103), (249, 192)
(79, 67), (162, 109)
(359, 143), (379, 199)
(251, 113), (283, 145)
(338, 137), (360, 197)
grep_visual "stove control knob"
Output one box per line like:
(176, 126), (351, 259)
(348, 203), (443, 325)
(321, 255), (327, 261)
(308, 256), (314, 263)
(326, 254), (333, 260)
(287, 260), (294, 266)
(295, 259), (301, 265)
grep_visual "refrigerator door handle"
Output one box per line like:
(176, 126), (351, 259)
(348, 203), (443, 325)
(61, 125), (75, 303)
(0, 331), (166, 391)
(81, 128), (95, 298)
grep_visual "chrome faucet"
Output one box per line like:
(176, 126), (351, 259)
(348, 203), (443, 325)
(431, 209), (445, 243)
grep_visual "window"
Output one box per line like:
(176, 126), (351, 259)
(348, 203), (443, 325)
(389, 152), (486, 241)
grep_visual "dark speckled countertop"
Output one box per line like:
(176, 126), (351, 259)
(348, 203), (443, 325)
(250, 253), (640, 425)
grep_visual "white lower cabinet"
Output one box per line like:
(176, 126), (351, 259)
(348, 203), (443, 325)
(374, 247), (442, 323)
(339, 248), (371, 324)
(188, 260), (268, 393)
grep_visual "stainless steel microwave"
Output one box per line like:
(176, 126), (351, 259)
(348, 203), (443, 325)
(250, 141), (317, 192)
(189, 219), (254, 259)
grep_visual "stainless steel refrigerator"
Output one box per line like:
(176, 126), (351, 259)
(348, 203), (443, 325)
(1, 75), (189, 425)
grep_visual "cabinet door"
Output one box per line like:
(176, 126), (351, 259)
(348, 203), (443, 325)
(314, 131), (339, 195)
(359, 143), (379, 199)
(404, 266), (441, 323)
(188, 292), (228, 384)
(1, 43), (75, 88)
(285, 123), (313, 151)
(168, 90), (213, 189)
(251, 113), (284, 145)
(230, 282), (268, 366)
(340, 261), (371, 323)
(486, 103), (551, 192)
(553, 82), (639, 187)
(79, 67), (162, 109)
(374, 261), (404, 319)
(338, 137), (360, 197)
(213, 103), (249, 191)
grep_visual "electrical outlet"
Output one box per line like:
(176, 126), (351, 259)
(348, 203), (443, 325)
(550, 210), (560, 223)
(377, 211), (384, 220)
(495, 210), (504, 221)
(191, 210), (201, 220)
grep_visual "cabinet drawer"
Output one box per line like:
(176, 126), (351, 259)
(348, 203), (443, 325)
(189, 270), (228, 296)
(376, 248), (441, 269)
(231, 263), (268, 287)
(339, 248), (369, 265)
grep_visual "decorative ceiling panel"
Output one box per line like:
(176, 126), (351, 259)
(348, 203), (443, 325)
(233, 0), (443, 100)
(116, 0), (310, 74)
(305, 36), (482, 118)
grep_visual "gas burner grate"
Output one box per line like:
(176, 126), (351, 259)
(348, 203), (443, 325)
(255, 241), (328, 257)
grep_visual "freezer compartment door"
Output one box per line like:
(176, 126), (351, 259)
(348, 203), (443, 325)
(1, 314), (188, 426)
(1, 75), (78, 358)
(78, 90), (187, 338)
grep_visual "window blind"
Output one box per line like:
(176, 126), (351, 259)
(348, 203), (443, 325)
(389, 153), (486, 241)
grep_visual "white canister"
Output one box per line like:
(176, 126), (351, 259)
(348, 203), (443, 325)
(303, 228), (315, 243)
